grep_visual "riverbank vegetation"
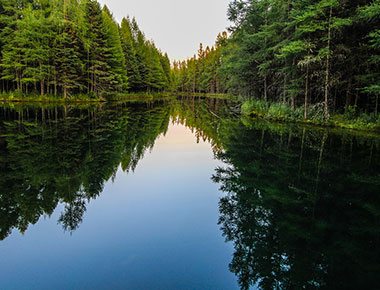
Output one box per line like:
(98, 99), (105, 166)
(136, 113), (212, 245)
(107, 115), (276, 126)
(175, 0), (380, 129)
(0, 0), (172, 100)
(242, 99), (380, 131)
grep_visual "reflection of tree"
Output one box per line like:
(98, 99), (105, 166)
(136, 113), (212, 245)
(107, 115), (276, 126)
(0, 103), (171, 238)
(3, 98), (379, 289)
(58, 195), (86, 232)
(0, 97), (231, 239)
(213, 119), (380, 290)
(171, 96), (237, 153)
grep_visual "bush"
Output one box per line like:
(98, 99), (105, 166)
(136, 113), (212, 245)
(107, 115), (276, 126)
(13, 90), (24, 99)
(268, 102), (292, 119)
(344, 105), (357, 120)
(87, 91), (98, 99)
(308, 103), (326, 122)
(242, 98), (380, 132)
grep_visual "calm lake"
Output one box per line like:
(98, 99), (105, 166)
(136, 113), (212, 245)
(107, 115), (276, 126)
(0, 97), (379, 290)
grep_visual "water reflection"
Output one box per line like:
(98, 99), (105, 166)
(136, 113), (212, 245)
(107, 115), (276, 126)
(0, 102), (171, 238)
(213, 119), (380, 289)
(0, 97), (231, 239)
(0, 98), (379, 289)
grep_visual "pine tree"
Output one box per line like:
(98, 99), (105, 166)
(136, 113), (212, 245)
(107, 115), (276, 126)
(56, 20), (84, 98)
(102, 5), (128, 92)
(85, 0), (111, 97)
(0, 0), (171, 97)
(120, 17), (141, 91)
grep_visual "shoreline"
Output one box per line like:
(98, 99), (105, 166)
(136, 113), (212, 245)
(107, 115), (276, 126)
(0, 93), (172, 104)
(242, 106), (380, 135)
(0, 92), (233, 104)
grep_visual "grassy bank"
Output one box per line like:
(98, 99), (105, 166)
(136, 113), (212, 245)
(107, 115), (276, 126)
(108, 92), (174, 101)
(0, 91), (235, 103)
(241, 99), (380, 132)
(0, 91), (106, 103)
(0, 91), (176, 104)
(175, 92), (235, 99)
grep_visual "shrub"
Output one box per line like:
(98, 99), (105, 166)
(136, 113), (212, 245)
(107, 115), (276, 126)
(344, 105), (357, 120)
(13, 90), (24, 99)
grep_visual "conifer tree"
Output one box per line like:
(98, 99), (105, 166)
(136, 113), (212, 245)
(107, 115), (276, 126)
(56, 20), (84, 98)
(120, 17), (141, 91)
(0, 0), (171, 97)
(173, 0), (379, 118)
(102, 5), (128, 92)
(85, 0), (112, 97)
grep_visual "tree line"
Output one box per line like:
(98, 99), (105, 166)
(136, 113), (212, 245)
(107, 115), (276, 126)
(172, 33), (228, 94)
(175, 0), (380, 119)
(0, 0), (172, 98)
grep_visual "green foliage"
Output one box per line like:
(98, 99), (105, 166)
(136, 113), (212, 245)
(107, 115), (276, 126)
(0, 0), (171, 98)
(173, 33), (228, 94)
(242, 98), (380, 131)
(0, 101), (171, 238)
(213, 117), (380, 289)
(176, 0), (380, 123)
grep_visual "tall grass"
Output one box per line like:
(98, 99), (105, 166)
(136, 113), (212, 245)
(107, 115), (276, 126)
(242, 99), (380, 132)
(0, 91), (105, 103)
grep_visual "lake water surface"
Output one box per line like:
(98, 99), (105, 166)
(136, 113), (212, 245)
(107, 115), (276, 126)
(0, 97), (379, 290)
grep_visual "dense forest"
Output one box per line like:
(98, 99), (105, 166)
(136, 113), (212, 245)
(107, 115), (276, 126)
(172, 33), (228, 95)
(1, 0), (380, 125)
(175, 0), (380, 120)
(0, 0), (172, 98)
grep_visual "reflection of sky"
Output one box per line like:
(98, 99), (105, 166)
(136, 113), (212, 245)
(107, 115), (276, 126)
(0, 123), (238, 290)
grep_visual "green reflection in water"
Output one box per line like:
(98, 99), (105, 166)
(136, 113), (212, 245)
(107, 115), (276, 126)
(213, 117), (380, 289)
(0, 97), (231, 239)
(0, 97), (379, 289)
(0, 101), (172, 238)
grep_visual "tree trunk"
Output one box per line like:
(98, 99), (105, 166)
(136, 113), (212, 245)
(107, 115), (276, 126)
(324, 5), (333, 120)
(355, 90), (359, 106)
(63, 0), (67, 20)
(345, 75), (352, 113)
(283, 74), (287, 103)
(333, 88), (337, 113)
(54, 67), (57, 96)
(264, 76), (268, 102)
(291, 95), (295, 110)
(264, 10), (268, 103)
(40, 79), (44, 96)
(304, 64), (309, 120)
(376, 94), (379, 116)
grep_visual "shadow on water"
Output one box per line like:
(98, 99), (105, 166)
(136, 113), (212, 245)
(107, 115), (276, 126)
(0, 97), (379, 289)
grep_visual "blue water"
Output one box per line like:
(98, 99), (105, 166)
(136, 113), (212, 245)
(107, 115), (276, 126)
(0, 122), (238, 290)
(2, 99), (379, 290)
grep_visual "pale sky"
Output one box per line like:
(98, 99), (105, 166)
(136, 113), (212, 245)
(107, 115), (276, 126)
(97, 0), (231, 62)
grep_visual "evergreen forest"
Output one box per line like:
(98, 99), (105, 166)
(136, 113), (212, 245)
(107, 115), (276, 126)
(174, 0), (380, 122)
(1, 0), (380, 128)
(0, 0), (172, 98)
